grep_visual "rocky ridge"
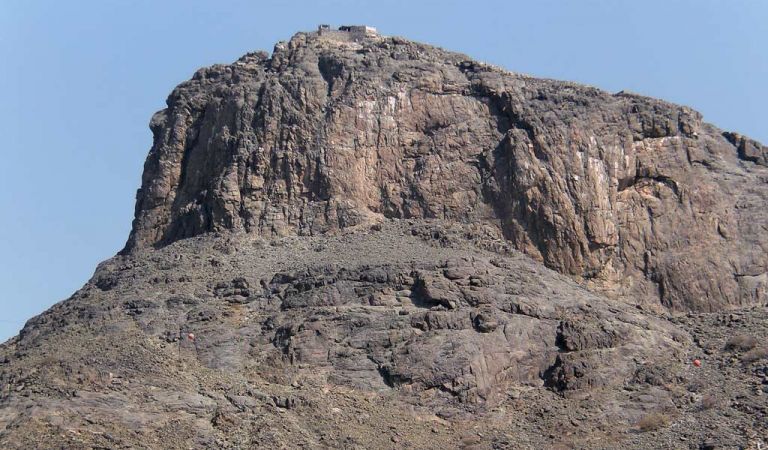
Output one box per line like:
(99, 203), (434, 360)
(126, 28), (768, 312)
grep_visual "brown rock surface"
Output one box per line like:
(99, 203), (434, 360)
(1, 222), (767, 449)
(125, 29), (767, 312)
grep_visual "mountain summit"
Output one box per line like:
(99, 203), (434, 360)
(126, 27), (766, 312)
(1, 28), (767, 448)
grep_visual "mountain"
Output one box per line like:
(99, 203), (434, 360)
(1, 27), (767, 449)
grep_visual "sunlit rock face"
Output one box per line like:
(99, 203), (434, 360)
(126, 30), (768, 311)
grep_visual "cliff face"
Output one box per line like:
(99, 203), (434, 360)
(126, 30), (768, 311)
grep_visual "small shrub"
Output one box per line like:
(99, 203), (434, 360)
(741, 347), (768, 364)
(724, 334), (758, 352)
(637, 412), (669, 432)
(700, 394), (719, 410)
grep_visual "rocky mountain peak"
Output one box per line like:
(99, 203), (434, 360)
(124, 29), (767, 312)
(2, 29), (767, 449)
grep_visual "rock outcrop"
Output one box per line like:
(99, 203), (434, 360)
(2, 222), (766, 449)
(125, 29), (768, 312)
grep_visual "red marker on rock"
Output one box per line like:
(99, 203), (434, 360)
(187, 333), (196, 341)
(693, 359), (701, 367)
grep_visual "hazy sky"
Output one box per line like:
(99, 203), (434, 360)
(1, 0), (766, 342)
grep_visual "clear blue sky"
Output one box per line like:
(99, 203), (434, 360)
(1, 0), (766, 342)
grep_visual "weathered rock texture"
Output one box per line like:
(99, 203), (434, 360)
(126, 30), (768, 312)
(2, 223), (767, 449)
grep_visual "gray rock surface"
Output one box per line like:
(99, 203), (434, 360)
(1, 222), (766, 449)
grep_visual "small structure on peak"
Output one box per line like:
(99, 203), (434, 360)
(316, 24), (378, 40)
(338, 25), (377, 36)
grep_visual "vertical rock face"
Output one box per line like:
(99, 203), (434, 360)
(125, 30), (768, 311)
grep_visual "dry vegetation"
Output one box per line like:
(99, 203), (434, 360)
(700, 394), (719, 410)
(741, 347), (768, 364)
(637, 412), (670, 432)
(724, 334), (759, 352)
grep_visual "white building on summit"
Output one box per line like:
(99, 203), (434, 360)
(317, 24), (378, 39)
